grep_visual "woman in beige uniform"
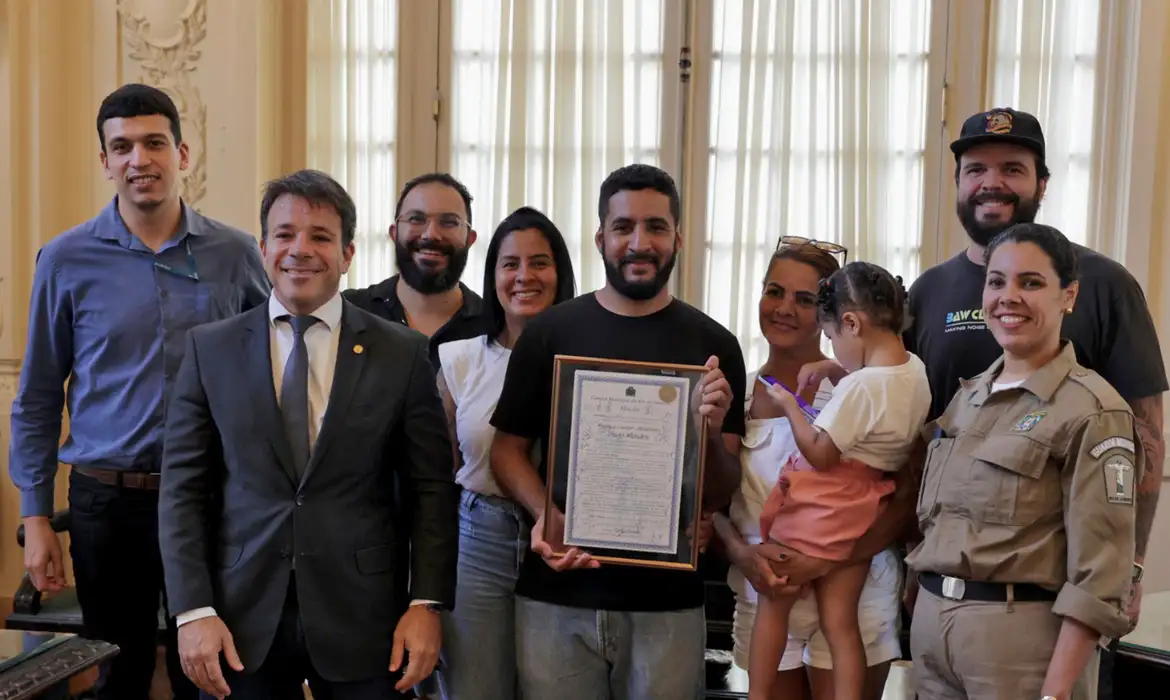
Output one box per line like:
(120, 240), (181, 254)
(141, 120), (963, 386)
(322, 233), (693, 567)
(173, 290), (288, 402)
(905, 223), (1141, 700)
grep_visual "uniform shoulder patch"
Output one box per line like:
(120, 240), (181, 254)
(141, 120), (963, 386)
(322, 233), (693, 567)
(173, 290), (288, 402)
(1089, 437), (1136, 458)
(1103, 456), (1136, 506)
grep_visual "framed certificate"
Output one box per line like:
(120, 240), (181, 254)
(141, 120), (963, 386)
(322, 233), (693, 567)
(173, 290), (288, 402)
(543, 355), (709, 570)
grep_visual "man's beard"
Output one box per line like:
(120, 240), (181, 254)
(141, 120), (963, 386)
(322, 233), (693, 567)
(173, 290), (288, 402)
(395, 239), (470, 295)
(603, 246), (678, 301)
(956, 187), (1043, 248)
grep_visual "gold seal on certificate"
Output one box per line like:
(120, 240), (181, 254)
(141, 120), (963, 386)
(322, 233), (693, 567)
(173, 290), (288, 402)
(543, 355), (709, 570)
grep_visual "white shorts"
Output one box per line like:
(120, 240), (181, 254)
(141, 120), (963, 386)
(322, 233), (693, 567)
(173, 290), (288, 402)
(730, 548), (904, 672)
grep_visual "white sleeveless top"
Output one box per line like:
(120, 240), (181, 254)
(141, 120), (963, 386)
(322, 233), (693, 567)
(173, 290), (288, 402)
(729, 371), (835, 546)
(438, 335), (512, 497)
(728, 371), (836, 603)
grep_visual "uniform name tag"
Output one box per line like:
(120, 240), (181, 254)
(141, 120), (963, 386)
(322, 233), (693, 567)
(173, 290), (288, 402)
(1089, 437), (1135, 458)
(1104, 457), (1135, 506)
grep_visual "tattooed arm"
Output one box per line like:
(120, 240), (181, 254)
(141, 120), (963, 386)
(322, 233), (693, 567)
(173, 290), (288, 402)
(1129, 393), (1164, 564)
(1119, 393), (1164, 630)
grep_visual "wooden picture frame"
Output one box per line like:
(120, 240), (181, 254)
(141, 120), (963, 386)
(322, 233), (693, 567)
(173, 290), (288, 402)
(543, 355), (709, 570)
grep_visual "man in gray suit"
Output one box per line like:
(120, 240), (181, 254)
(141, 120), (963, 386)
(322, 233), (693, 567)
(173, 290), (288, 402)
(159, 169), (459, 700)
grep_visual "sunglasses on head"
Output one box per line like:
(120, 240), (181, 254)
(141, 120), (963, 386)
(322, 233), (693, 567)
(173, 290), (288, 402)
(775, 235), (849, 263)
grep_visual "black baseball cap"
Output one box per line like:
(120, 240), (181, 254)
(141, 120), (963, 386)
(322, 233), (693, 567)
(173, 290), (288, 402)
(950, 107), (1046, 160)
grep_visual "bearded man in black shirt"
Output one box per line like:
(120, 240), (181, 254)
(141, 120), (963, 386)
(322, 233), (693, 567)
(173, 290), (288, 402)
(904, 108), (1166, 700)
(489, 164), (746, 699)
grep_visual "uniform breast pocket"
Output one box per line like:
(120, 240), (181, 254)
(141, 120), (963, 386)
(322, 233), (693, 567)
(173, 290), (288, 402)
(917, 437), (954, 524)
(967, 435), (1050, 525)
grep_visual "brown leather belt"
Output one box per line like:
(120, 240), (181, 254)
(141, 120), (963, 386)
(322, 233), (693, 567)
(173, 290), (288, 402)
(73, 466), (161, 490)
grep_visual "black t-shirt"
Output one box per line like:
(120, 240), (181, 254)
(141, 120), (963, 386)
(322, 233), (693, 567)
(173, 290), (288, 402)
(905, 246), (1168, 421)
(490, 293), (748, 611)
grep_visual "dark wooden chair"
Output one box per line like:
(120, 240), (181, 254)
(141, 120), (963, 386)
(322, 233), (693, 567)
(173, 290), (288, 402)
(6, 509), (85, 634)
(6, 508), (167, 636)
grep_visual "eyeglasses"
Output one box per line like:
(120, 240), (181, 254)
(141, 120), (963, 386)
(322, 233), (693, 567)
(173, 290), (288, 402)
(396, 211), (468, 234)
(775, 235), (849, 263)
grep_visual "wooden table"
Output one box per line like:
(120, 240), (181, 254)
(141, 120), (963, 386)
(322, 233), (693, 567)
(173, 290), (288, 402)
(0, 631), (117, 699)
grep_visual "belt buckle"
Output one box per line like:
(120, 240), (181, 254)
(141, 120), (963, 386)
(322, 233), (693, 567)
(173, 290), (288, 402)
(941, 575), (966, 601)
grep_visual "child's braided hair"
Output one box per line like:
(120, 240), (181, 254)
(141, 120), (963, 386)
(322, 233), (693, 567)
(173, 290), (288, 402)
(816, 261), (910, 333)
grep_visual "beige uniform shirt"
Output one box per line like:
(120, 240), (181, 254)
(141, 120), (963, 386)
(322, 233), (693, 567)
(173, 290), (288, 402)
(906, 342), (1140, 640)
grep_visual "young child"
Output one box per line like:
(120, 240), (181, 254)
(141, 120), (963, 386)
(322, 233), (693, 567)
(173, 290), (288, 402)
(748, 261), (931, 700)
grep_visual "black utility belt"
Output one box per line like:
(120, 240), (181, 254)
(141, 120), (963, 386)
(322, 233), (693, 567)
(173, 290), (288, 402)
(919, 572), (1057, 603)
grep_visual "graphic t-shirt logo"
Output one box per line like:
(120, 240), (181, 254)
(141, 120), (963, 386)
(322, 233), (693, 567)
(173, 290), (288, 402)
(944, 308), (986, 332)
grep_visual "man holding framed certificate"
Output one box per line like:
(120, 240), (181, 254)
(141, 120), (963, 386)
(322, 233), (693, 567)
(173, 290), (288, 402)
(489, 164), (747, 699)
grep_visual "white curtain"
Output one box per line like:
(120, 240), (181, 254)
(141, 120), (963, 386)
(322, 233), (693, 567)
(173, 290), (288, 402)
(305, 0), (399, 290)
(986, 0), (1100, 246)
(303, 0), (1114, 368)
(449, 0), (668, 298)
(704, 0), (935, 370)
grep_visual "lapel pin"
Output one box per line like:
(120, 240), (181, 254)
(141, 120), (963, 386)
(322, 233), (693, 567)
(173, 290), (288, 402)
(353, 344), (364, 355)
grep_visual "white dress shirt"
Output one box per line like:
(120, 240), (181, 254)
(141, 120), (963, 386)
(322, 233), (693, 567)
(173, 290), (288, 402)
(268, 291), (344, 446)
(177, 293), (433, 627)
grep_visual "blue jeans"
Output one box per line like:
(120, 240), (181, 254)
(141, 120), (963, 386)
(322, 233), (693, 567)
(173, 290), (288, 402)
(515, 597), (707, 700)
(436, 490), (528, 700)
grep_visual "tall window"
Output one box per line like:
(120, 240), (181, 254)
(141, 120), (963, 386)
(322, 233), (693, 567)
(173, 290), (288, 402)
(700, 0), (936, 369)
(304, 0), (1118, 367)
(306, 0), (399, 290)
(449, 0), (670, 297)
(987, 0), (1100, 245)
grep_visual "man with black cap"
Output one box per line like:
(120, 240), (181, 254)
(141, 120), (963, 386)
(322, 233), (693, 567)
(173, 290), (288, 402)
(903, 107), (1166, 699)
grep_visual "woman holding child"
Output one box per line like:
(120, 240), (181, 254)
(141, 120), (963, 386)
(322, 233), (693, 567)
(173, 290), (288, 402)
(714, 239), (920, 700)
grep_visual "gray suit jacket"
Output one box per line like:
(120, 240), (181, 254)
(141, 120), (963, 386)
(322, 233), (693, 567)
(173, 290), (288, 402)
(159, 300), (459, 681)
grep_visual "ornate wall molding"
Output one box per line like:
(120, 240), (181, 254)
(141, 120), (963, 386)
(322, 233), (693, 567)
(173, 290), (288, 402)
(117, 0), (209, 208)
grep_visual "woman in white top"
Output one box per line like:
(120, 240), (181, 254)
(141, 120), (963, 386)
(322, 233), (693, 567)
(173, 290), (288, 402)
(433, 207), (576, 700)
(712, 241), (903, 700)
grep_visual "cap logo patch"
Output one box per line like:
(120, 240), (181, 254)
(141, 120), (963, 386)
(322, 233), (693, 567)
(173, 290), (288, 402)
(985, 111), (1013, 134)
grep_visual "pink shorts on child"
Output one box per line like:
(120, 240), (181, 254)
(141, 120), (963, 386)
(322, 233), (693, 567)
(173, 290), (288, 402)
(758, 454), (895, 562)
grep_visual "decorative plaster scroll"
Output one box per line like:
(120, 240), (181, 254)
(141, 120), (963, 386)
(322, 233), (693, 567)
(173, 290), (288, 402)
(117, 0), (209, 208)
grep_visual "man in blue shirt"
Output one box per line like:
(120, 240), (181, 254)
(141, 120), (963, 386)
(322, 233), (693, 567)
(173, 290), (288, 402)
(8, 83), (270, 700)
